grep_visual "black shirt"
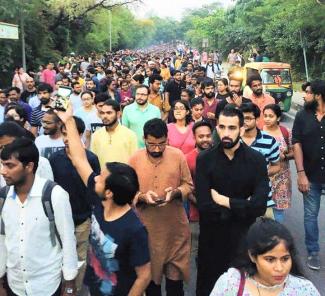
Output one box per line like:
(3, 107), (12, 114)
(49, 149), (101, 225)
(84, 173), (150, 296)
(292, 108), (325, 183)
(195, 143), (269, 223)
(216, 93), (229, 101)
(165, 79), (186, 105)
(20, 89), (37, 103)
(215, 97), (251, 119)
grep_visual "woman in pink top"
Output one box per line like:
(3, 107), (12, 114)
(167, 100), (195, 154)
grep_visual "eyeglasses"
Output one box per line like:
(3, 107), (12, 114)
(145, 141), (167, 149)
(174, 107), (186, 111)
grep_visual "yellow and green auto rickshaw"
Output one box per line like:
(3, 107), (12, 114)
(243, 62), (293, 112)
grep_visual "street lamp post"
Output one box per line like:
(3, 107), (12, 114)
(300, 30), (309, 81)
(20, 1), (26, 70)
(108, 10), (112, 52)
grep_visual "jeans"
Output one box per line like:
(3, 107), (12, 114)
(273, 208), (285, 223)
(303, 182), (325, 255)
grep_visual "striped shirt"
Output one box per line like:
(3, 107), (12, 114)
(250, 129), (280, 203)
(31, 105), (46, 127)
(250, 129), (280, 165)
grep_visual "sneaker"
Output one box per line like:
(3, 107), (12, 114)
(307, 253), (321, 270)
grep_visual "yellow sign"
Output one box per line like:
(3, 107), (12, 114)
(0, 22), (19, 40)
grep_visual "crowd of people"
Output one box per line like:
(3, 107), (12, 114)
(0, 45), (324, 296)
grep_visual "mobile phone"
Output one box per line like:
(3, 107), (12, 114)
(54, 96), (70, 112)
(57, 86), (72, 98)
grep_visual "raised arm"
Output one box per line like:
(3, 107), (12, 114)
(56, 107), (94, 186)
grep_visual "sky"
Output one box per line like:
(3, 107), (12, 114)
(132, 0), (233, 20)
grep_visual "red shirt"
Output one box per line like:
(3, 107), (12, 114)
(203, 97), (218, 127)
(185, 148), (200, 222)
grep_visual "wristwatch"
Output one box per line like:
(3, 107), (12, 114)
(66, 287), (74, 294)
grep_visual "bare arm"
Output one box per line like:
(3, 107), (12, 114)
(128, 263), (151, 296)
(268, 161), (281, 177)
(85, 130), (91, 149)
(30, 126), (38, 137)
(56, 108), (93, 186)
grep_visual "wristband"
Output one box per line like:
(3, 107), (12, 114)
(297, 169), (305, 173)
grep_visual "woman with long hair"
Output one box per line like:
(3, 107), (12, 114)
(211, 218), (320, 295)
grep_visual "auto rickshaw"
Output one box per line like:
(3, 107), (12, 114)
(242, 62), (293, 112)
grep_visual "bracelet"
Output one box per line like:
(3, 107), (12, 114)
(297, 169), (305, 173)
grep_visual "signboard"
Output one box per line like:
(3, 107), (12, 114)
(0, 22), (19, 40)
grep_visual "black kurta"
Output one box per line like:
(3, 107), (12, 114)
(195, 143), (269, 296)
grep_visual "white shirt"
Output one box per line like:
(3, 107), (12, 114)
(35, 135), (64, 159)
(69, 93), (82, 111)
(28, 95), (40, 109)
(0, 176), (78, 296)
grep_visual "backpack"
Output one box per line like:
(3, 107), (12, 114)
(279, 125), (290, 147)
(0, 180), (62, 248)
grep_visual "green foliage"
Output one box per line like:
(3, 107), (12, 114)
(179, 0), (325, 79)
(0, 0), (324, 86)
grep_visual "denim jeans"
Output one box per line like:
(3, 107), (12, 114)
(303, 182), (325, 255)
(273, 208), (285, 223)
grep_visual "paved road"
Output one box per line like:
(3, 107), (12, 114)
(181, 111), (325, 296)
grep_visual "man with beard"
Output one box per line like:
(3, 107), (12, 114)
(247, 74), (275, 129)
(292, 80), (325, 270)
(30, 83), (54, 136)
(84, 78), (97, 95)
(164, 70), (186, 107)
(148, 74), (170, 121)
(91, 99), (138, 169)
(129, 118), (193, 296)
(122, 85), (161, 148)
(201, 80), (218, 127)
(195, 106), (269, 296)
(35, 109), (65, 159)
(215, 77), (251, 119)
(20, 76), (37, 104)
(70, 81), (83, 111)
(185, 121), (213, 272)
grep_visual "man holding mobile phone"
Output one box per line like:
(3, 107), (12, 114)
(129, 118), (193, 296)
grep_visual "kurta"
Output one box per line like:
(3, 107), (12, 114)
(270, 132), (292, 209)
(129, 146), (193, 284)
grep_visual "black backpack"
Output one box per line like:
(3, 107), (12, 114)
(0, 180), (62, 248)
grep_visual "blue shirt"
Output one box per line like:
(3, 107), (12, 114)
(84, 173), (150, 295)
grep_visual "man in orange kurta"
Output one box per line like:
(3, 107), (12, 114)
(247, 74), (275, 129)
(129, 118), (193, 296)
